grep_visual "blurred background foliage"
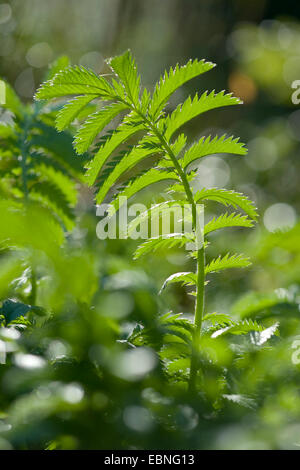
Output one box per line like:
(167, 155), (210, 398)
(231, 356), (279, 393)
(0, 0), (299, 450)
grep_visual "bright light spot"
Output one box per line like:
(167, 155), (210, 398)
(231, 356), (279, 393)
(247, 137), (278, 171)
(102, 292), (134, 319)
(278, 423), (300, 450)
(35, 385), (52, 400)
(229, 72), (257, 103)
(71, 227), (88, 240)
(177, 405), (199, 431)
(113, 347), (157, 381)
(105, 270), (149, 290)
(227, 27), (261, 61)
(47, 340), (68, 360)
(0, 327), (20, 341)
(283, 57), (300, 86)
(0, 437), (12, 450)
(61, 383), (84, 404)
(278, 24), (293, 49)
(0, 80), (5, 105)
(0, 4), (12, 24)
(0, 421), (11, 432)
(264, 203), (297, 232)
(14, 68), (35, 98)
(123, 406), (153, 432)
(215, 425), (270, 450)
(191, 156), (230, 191)
(26, 43), (53, 68)
(14, 353), (46, 370)
(79, 51), (104, 74)
(142, 387), (171, 405)
(0, 340), (5, 365)
(258, 20), (282, 51)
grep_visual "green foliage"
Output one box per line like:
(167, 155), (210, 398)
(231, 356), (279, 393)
(133, 233), (193, 259)
(205, 253), (251, 274)
(0, 4), (299, 451)
(110, 168), (179, 215)
(204, 212), (254, 235)
(108, 50), (141, 105)
(35, 65), (115, 100)
(56, 94), (97, 131)
(195, 188), (258, 220)
(160, 272), (197, 292)
(0, 60), (82, 230)
(0, 298), (45, 326)
(182, 134), (247, 171)
(85, 114), (145, 185)
(149, 58), (215, 120)
(1, 49), (297, 451)
(74, 102), (129, 154)
(36, 50), (258, 393)
(162, 91), (242, 141)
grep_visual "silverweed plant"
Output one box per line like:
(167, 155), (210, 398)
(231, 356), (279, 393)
(35, 50), (267, 392)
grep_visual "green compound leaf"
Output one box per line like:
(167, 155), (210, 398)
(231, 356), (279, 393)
(107, 50), (141, 106)
(35, 65), (115, 100)
(74, 102), (129, 154)
(195, 188), (258, 220)
(182, 134), (247, 171)
(160, 272), (197, 293)
(149, 58), (216, 120)
(161, 90), (242, 141)
(205, 253), (251, 274)
(204, 212), (254, 235)
(56, 94), (97, 131)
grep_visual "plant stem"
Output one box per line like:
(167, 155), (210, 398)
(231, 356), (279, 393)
(160, 141), (206, 390)
(20, 116), (38, 306)
(153, 138), (205, 391)
(128, 103), (206, 392)
(189, 246), (205, 392)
